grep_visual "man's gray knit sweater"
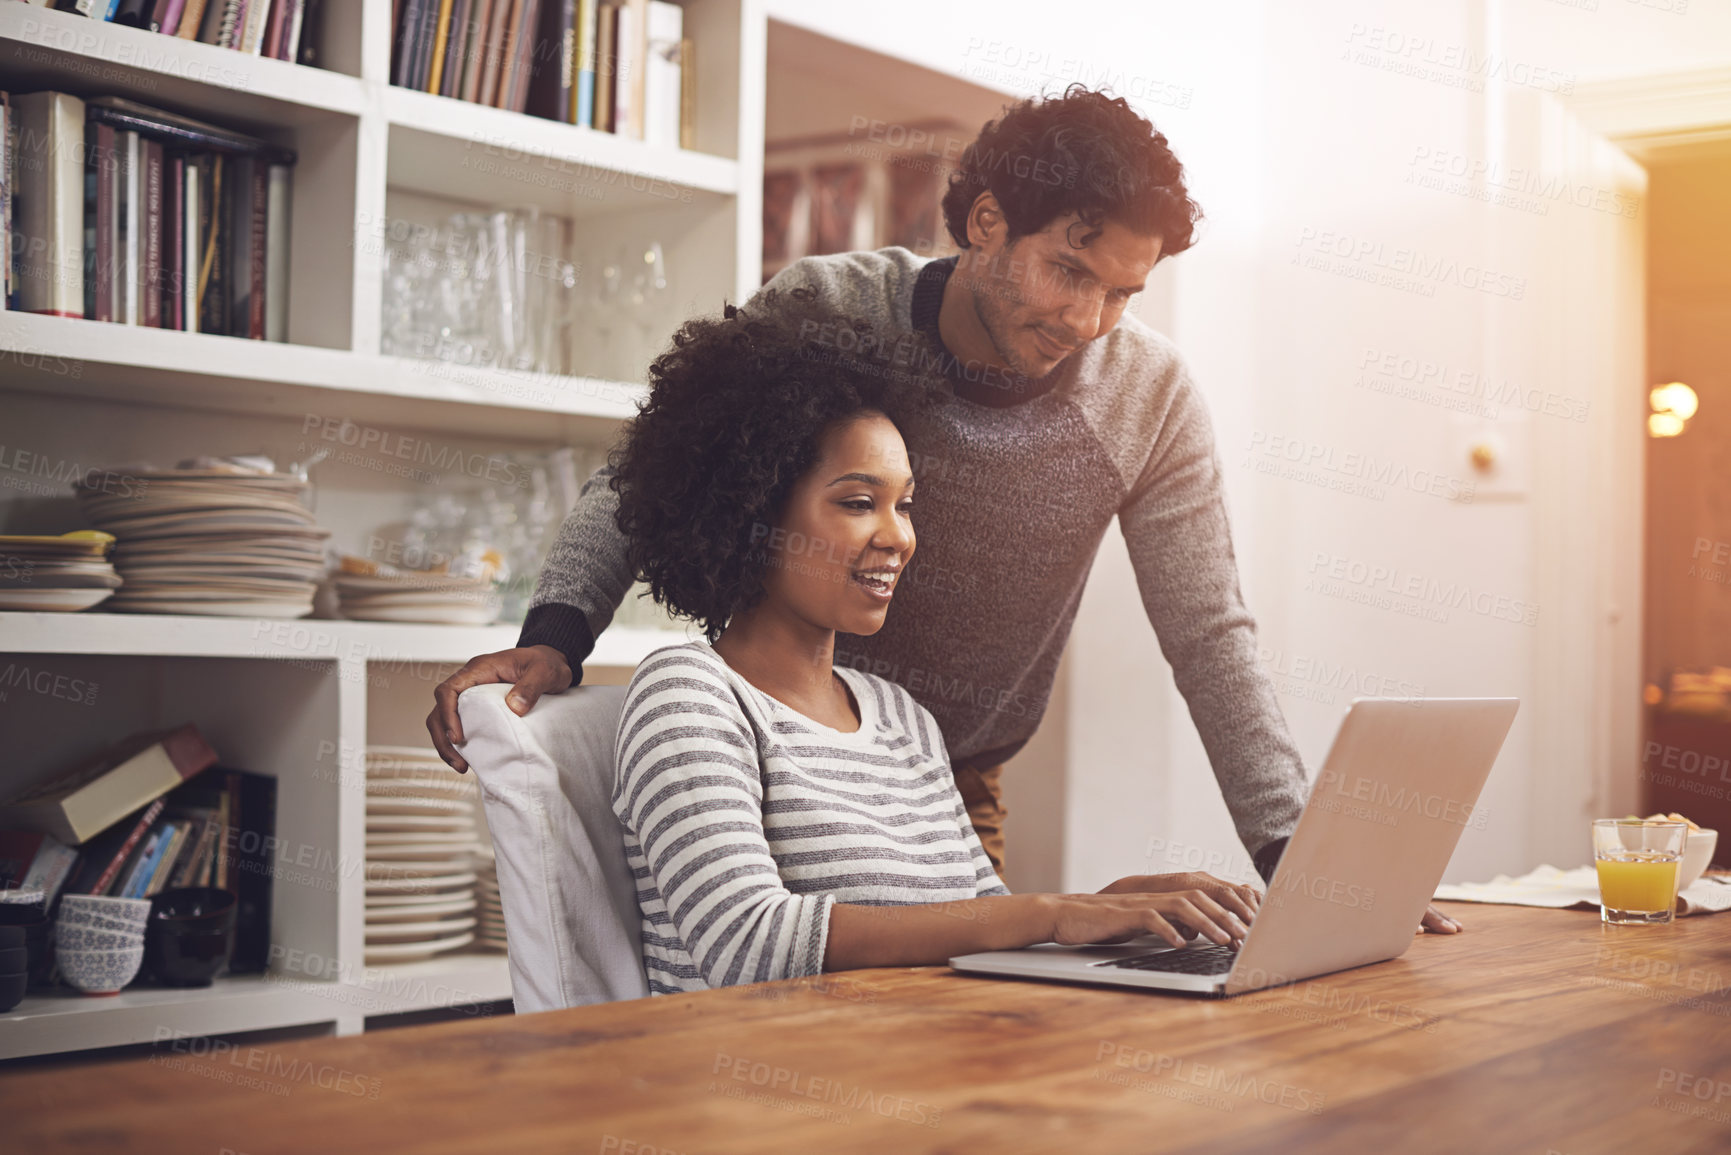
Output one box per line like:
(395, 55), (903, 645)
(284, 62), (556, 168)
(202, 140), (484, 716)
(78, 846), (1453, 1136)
(520, 246), (1309, 861)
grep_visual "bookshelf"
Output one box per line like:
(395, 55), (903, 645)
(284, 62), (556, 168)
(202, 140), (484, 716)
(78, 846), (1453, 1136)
(0, 0), (765, 1059)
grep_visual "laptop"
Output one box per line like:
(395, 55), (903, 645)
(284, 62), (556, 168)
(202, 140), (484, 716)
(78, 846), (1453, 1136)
(950, 697), (1519, 997)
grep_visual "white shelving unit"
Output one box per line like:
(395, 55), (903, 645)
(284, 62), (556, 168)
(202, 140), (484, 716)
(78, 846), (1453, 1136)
(0, 0), (763, 1060)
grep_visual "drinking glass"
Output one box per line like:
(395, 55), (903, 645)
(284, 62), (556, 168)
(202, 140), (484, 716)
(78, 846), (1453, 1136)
(1593, 818), (1687, 925)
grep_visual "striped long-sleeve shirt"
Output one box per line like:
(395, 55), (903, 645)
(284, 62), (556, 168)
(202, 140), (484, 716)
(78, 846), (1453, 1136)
(613, 641), (1011, 995)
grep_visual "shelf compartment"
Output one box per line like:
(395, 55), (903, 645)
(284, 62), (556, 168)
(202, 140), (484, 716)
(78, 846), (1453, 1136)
(385, 86), (739, 217)
(0, 614), (684, 667)
(0, 311), (647, 441)
(0, 973), (344, 1062)
(0, 5), (368, 120)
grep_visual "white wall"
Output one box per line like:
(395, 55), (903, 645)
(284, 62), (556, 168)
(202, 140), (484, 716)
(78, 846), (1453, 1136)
(773, 0), (1731, 891)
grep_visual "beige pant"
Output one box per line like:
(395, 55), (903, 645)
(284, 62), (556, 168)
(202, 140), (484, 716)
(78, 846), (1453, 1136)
(952, 762), (1007, 876)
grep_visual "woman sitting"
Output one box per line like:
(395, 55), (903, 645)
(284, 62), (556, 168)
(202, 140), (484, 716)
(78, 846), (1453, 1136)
(609, 290), (1259, 994)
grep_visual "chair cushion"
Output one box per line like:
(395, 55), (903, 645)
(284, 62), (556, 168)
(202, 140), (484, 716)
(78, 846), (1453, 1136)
(456, 683), (649, 1010)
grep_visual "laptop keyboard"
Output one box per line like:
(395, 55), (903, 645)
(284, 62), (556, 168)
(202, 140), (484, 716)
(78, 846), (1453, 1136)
(1095, 944), (1238, 975)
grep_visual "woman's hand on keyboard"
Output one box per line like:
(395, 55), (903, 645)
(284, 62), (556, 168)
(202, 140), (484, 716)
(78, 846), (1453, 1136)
(1094, 871), (1261, 933)
(1038, 890), (1251, 951)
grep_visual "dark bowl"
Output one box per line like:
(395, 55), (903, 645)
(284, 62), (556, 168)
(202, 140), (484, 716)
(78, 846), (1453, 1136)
(0, 946), (26, 972)
(0, 970), (25, 1013)
(150, 887), (238, 930)
(0, 925), (23, 950)
(145, 888), (238, 987)
(0, 891), (48, 925)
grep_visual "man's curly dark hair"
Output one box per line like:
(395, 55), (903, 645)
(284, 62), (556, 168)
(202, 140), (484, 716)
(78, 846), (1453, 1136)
(941, 84), (1203, 257)
(609, 287), (935, 643)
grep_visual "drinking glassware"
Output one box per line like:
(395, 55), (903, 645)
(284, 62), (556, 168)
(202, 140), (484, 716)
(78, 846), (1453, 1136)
(1593, 818), (1687, 925)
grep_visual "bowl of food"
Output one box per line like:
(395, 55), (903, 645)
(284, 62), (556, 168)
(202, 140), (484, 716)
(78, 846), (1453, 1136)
(1628, 812), (1718, 890)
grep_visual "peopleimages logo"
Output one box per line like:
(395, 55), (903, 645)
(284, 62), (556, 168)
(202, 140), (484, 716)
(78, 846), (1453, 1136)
(1294, 227), (1527, 300)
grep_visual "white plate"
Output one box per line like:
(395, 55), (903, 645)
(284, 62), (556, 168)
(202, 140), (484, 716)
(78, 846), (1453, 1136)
(364, 888), (478, 908)
(365, 896), (477, 920)
(367, 779), (477, 801)
(363, 870), (477, 894)
(340, 603), (500, 625)
(365, 858), (474, 878)
(0, 588), (115, 612)
(366, 842), (478, 860)
(105, 599), (313, 618)
(364, 916), (478, 941)
(366, 815), (478, 832)
(366, 795), (474, 816)
(363, 930), (475, 963)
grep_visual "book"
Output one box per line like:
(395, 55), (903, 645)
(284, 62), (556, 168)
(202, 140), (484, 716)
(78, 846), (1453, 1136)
(227, 153), (266, 338)
(0, 830), (77, 897)
(477, 0), (514, 107)
(86, 96), (299, 161)
(592, 1), (614, 131)
(613, 0), (646, 139)
(459, 0), (494, 102)
(177, 0), (209, 39)
(1, 94), (12, 308)
(170, 815), (214, 888)
(159, 0), (191, 35)
(678, 35), (693, 150)
(439, 0), (473, 97)
(16, 833), (80, 906)
(642, 0), (680, 149)
(0, 724), (217, 846)
(414, 0), (443, 91)
(114, 0), (152, 26)
(226, 769), (276, 972)
(83, 118), (117, 322)
(11, 91), (86, 318)
(166, 151), (184, 329)
(524, 0), (573, 122)
(265, 159), (290, 341)
(143, 138), (163, 328)
(117, 823), (165, 898)
(63, 798), (166, 897)
(119, 129), (139, 325)
(183, 155), (200, 331)
(573, 0), (596, 127)
(295, 0), (322, 65)
(427, 0), (456, 93)
(280, 0), (307, 61)
(506, 0), (543, 112)
(244, 0), (272, 55)
(198, 152), (228, 335)
(142, 820), (191, 896)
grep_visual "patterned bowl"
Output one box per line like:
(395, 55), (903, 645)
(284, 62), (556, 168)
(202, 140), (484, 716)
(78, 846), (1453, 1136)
(56, 911), (144, 934)
(58, 896), (151, 928)
(54, 923), (145, 953)
(58, 943), (145, 995)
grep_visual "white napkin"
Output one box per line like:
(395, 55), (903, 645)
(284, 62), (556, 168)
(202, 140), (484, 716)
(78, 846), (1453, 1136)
(1433, 865), (1731, 917)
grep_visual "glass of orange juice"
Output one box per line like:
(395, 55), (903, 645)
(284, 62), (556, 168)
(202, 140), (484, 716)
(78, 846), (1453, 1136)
(1593, 818), (1687, 925)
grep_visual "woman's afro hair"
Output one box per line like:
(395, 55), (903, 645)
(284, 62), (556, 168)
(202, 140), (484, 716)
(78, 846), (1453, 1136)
(609, 286), (937, 642)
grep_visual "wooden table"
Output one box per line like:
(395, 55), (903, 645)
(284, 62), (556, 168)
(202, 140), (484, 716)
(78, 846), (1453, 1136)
(7, 901), (1731, 1153)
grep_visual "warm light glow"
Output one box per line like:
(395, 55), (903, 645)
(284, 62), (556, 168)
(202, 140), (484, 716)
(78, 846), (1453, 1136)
(1650, 382), (1699, 420)
(1649, 412), (1685, 438)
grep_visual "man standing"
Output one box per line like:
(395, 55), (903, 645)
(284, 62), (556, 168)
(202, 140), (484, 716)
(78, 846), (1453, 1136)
(427, 85), (1459, 932)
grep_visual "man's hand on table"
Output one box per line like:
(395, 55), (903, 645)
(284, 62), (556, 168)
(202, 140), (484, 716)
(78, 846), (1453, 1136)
(1420, 903), (1463, 934)
(426, 645), (572, 773)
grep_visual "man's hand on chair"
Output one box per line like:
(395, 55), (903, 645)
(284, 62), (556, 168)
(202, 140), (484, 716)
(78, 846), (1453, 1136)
(427, 645), (572, 773)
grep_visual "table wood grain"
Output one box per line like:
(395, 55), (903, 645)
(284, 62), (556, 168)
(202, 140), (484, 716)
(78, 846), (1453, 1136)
(7, 901), (1731, 1154)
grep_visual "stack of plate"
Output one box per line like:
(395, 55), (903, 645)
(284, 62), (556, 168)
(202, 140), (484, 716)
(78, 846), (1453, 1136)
(364, 745), (482, 964)
(73, 468), (329, 618)
(0, 531), (121, 612)
(335, 570), (502, 626)
(475, 847), (506, 951)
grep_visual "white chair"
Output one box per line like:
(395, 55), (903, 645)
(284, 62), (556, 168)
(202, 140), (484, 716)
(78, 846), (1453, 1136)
(456, 683), (650, 1011)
